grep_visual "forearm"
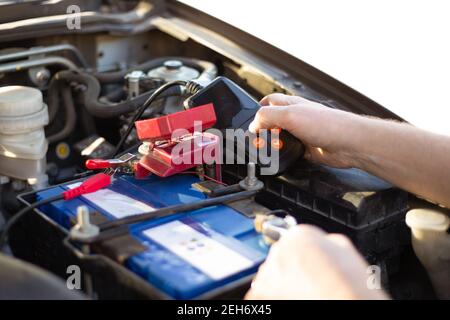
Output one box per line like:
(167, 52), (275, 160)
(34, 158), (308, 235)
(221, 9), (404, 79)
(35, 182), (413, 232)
(347, 116), (450, 207)
(252, 94), (450, 207)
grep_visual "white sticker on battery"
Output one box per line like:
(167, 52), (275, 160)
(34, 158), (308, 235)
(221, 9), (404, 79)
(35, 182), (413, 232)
(143, 220), (254, 280)
(67, 182), (154, 218)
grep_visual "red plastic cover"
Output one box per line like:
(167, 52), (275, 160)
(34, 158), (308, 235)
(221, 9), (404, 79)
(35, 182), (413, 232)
(138, 133), (220, 177)
(135, 103), (216, 142)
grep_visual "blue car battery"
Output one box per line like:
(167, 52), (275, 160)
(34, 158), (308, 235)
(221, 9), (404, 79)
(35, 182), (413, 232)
(35, 174), (269, 299)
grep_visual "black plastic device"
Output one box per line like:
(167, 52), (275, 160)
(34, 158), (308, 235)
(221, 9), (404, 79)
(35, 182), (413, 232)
(186, 77), (305, 174)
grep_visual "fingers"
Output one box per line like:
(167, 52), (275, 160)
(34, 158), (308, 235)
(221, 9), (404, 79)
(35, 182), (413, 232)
(271, 224), (326, 259)
(260, 93), (287, 106)
(245, 262), (270, 300)
(248, 105), (291, 133)
(245, 223), (378, 300)
(260, 93), (308, 106)
(286, 226), (353, 250)
(246, 225), (325, 300)
(306, 146), (327, 163)
(326, 233), (368, 267)
(326, 233), (354, 248)
(252, 94), (325, 135)
(282, 224), (326, 244)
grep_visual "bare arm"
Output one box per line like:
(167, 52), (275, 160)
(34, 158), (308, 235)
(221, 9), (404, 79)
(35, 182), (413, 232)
(250, 93), (450, 207)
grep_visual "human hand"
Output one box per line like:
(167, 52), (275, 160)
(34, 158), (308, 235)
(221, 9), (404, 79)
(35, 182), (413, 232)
(245, 224), (388, 300)
(249, 93), (366, 168)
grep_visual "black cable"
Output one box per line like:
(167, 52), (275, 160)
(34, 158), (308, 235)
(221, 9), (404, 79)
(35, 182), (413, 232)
(97, 189), (258, 233)
(0, 194), (63, 250)
(112, 80), (187, 157)
(70, 189), (258, 245)
(209, 184), (242, 197)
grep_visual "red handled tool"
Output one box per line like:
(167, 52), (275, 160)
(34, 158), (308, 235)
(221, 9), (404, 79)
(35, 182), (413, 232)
(85, 153), (137, 174)
(0, 172), (112, 249)
(62, 173), (112, 200)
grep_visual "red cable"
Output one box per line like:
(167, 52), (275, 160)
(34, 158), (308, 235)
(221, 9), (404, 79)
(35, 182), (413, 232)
(62, 173), (112, 200)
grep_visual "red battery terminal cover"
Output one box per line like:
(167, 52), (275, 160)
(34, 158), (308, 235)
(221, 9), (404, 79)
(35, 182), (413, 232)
(135, 103), (217, 142)
(134, 103), (221, 178)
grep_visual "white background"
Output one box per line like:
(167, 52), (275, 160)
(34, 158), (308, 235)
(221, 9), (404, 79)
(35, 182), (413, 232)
(180, 0), (450, 135)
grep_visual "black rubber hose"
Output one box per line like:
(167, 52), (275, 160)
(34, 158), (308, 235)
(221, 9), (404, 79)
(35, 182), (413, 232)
(47, 78), (61, 123)
(47, 57), (216, 120)
(102, 87), (126, 103)
(47, 84), (77, 144)
(55, 70), (183, 118)
(92, 56), (217, 84)
(79, 103), (97, 137)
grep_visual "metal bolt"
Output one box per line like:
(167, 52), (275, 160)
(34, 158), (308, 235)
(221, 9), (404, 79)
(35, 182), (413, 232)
(29, 67), (50, 88)
(11, 179), (26, 191)
(69, 205), (98, 298)
(125, 70), (146, 98)
(164, 60), (183, 70)
(36, 68), (50, 83)
(254, 213), (297, 245)
(293, 81), (303, 89)
(246, 162), (257, 186)
(77, 206), (89, 227)
(70, 206), (99, 241)
(239, 162), (264, 191)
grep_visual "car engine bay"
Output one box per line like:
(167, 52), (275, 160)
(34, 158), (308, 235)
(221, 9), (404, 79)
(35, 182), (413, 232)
(0, 0), (441, 300)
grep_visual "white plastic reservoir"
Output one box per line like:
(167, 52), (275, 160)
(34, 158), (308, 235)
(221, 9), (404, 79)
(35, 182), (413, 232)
(0, 86), (49, 183)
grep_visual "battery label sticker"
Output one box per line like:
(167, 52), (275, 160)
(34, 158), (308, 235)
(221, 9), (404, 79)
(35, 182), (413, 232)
(143, 220), (254, 280)
(67, 182), (154, 218)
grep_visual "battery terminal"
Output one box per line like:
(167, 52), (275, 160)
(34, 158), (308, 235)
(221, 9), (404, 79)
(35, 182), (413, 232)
(254, 212), (297, 245)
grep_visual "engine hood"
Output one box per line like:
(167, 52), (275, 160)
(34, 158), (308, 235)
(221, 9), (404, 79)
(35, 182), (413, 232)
(180, 0), (450, 136)
(3, 0), (444, 133)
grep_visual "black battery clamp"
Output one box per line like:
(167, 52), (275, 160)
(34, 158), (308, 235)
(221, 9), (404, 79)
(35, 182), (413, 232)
(185, 77), (305, 174)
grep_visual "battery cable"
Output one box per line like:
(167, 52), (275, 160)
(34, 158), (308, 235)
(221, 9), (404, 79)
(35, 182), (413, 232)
(0, 173), (111, 250)
(69, 188), (259, 245)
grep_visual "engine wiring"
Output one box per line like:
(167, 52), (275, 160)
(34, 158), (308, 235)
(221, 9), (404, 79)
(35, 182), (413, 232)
(112, 80), (188, 157)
